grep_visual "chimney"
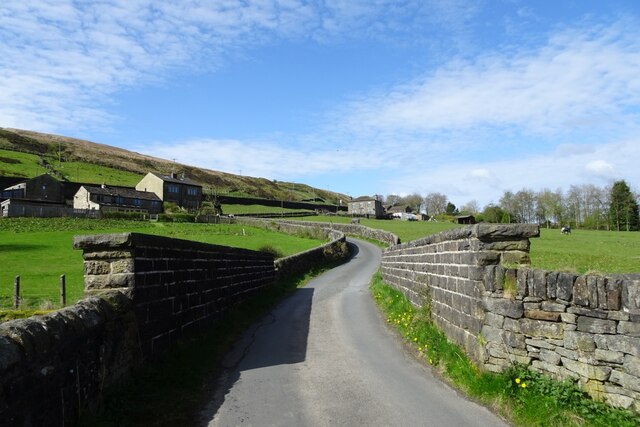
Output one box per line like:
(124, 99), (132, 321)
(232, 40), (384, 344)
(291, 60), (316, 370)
(170, 172), (177, 179)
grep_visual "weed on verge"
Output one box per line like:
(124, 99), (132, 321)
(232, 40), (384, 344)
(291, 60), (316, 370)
(370, 272), (639, 427)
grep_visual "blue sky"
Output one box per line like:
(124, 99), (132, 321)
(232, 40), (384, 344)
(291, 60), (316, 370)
(1, 1), (639, 206)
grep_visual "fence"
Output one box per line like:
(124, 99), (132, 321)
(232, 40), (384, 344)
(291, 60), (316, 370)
(0, 275), (70, 310)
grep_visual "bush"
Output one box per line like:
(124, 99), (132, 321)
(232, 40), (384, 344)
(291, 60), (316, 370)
(157, 213), (195, 223)
(101, 211), (147, 221)
(258, 245), (284, 259)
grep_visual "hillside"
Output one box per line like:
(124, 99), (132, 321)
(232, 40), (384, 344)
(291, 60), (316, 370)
(0, 128), (347, 203)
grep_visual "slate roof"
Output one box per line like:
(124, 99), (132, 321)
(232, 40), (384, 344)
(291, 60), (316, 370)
(351, 196), (378, 202)
(82, 185), (161, 201)
(150, 172), (201, 187)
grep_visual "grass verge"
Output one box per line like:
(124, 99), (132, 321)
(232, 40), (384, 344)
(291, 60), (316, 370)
(79, 258), (348, 426)
(370, 272), (639, 427)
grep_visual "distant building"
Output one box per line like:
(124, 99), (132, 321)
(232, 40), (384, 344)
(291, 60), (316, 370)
(0, 174), (64, 203)
(347, 196), (386, 218)
(456, 215), (477, 225)
(136, 172), (202, 210)
(74, 185), (162, 214)
(387, 205), (413, 215)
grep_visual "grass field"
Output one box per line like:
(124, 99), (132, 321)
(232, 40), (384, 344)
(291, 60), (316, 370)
(0, 218), (326, 309)
(0, 148), (143, 186)
(302, 216), (640, 274)
(222, 204), (314, 215)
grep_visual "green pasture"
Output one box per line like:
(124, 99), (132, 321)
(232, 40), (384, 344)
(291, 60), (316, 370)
(303, 216), (639, 274)
(530, 228), (640, 274)
(0, 148), (142, 186)
(222, 204), (313, 215)
(0, 218), (325, 309)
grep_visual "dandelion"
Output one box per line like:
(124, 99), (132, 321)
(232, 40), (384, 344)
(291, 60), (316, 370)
(515, 378), (521, 384)
(521, 383), (527, 388)
(429, 358), (433, 365)
(413, 337), (418, 342)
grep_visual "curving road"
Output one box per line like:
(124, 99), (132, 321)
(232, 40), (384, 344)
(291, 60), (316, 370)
(198, 238), (509, 426)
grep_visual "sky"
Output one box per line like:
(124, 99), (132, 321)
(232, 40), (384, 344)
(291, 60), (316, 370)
(1, 0), (640, 207)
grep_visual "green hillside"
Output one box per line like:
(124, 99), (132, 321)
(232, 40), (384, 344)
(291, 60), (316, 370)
(0, 128), (347, 202)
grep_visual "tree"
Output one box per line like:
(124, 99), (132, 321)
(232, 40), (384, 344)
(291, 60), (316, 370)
(609, 180), (639, 231)
(399, 193), (424, 213)
(499, 191), (516, 223)
(385, 194), (401, 206)
(446, 202), (458, 216)
(424, 192), (447, 216)
(459, 200), (479, 215)
(480, 204), (505, 223)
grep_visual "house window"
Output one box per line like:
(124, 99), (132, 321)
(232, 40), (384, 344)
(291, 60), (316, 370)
(187, 187), (199, 196)
(167, 184), (179, 193)
(115, 196), (125, 204)
(133, 198), (141, 206)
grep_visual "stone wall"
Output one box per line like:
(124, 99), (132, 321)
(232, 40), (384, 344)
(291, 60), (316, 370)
(0, 292), (140, 426)
(273, 219), (400, 246)
(381, 224), (640, 411)
(0, 234), (276, 425)
(73, 232), (275, 358)
(235, 218), (351, 278)
(381, 224), (538, 361)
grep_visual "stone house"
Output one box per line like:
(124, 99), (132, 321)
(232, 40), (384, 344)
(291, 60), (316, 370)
(347, 196), (386, 218)
(74, 185), (162, 214)
(0, 174), (64, 203)
(136, 172), (202, 210)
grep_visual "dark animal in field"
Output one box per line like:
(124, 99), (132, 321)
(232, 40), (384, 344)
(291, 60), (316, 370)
(350, 218), (360, 224)
(561, 226), (571, 235)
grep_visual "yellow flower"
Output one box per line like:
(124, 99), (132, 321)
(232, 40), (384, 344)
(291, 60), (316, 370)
(413, 337), (418, 342)
(429, 358), (433, 364)
(521, 383), (527, 388)
(515, 378), (521, 384)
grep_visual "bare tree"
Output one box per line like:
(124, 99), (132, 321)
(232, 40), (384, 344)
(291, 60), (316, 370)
(424, 192), (448, 216)
(460, 200), (480, 215)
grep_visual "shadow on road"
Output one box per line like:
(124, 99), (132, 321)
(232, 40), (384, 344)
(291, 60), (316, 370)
(199, 287), (315, 424)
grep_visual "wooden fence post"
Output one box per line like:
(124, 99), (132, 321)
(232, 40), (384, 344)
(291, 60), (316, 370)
(60, 274), (66, 307)
(13, 275), (20, 309)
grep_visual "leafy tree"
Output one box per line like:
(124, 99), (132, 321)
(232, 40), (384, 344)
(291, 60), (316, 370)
(609, 180), (639, 231)
(480, 204), (505, 223)
(446, 202), (458, 216)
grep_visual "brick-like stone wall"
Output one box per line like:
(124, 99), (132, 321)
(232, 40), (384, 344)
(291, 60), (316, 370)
(381, 223), (640, 411)
(381, 224), (539, 361)
(73, 232), (275, 358)
(1, 233), (277, 426)
(0, 292), (140, 426)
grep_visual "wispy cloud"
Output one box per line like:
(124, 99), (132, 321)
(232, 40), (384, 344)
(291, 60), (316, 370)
(340, 19), (640, 139)
(0, 0), (460, 133)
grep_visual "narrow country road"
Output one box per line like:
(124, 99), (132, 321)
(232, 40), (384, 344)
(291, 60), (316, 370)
(198, 238), (509, 427)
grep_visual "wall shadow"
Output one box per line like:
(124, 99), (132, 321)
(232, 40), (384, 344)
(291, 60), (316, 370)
(198, 287), (314, 424)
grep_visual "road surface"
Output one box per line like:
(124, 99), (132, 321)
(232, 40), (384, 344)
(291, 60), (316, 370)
(198, 238), (509, 426)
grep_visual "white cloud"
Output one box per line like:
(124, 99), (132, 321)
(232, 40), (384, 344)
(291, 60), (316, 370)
(136, 137), (388, 180)
(381, 139), (640, 207)
(341, 20), (640, 138)
(0, 0), (458, 133)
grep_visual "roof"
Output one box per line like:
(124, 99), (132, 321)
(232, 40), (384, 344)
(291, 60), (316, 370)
(150, 172), (201, 187)
(81, 185), (161, 201)
(351, 196), (379, 202)
(387, 205), (412, 213)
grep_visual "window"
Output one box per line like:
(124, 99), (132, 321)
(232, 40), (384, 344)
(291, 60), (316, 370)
(187, 187), (199, 196)
(133, 198), (141, 206)
(167, 184), (179, 193)
(115, 196), (125, 204)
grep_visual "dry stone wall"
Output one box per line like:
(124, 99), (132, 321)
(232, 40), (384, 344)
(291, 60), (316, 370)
(381, 224), (640, 411)
(272, 219), (400, 246)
